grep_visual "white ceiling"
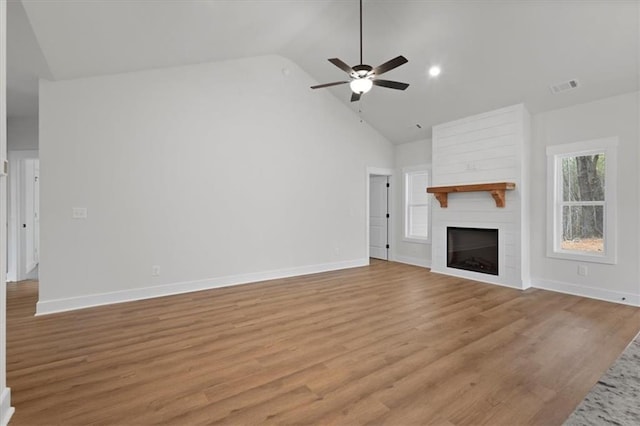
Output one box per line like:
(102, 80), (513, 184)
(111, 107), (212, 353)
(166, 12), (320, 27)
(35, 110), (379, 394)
(8, 0), (640, 144)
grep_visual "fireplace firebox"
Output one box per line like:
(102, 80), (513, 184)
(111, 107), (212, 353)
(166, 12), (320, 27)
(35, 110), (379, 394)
(447, 227), (498, 275)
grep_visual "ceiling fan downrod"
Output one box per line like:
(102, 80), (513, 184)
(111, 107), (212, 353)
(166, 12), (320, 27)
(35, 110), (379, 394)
(359, 0), (363, 66)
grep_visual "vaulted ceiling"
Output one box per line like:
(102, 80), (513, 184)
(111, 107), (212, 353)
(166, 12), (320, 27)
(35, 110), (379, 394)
(7, 0), (639, 144)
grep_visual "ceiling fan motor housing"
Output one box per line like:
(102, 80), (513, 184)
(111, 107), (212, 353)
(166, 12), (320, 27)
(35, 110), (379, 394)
(352, 64), (374, 78)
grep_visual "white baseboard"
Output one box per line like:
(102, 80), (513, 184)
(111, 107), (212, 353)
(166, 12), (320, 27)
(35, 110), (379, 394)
(393, 255), (431, 269)
(532, 278), (640, 307)
(36, 258), (369, 315)
(0, 388), (14, 426)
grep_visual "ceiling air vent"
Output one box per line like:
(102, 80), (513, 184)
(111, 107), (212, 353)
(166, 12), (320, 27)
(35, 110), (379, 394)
(550, 79), (579, 94)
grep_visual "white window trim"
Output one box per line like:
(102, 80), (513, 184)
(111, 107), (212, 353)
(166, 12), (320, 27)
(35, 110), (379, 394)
(403, 164), (431, 244)
(546, 137), (618, 264)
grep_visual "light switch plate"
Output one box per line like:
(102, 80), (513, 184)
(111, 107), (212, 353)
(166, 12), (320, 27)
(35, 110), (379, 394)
(72, 207), (88, 219)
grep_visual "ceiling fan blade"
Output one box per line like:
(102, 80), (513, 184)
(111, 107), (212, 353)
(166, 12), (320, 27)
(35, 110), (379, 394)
(372, 56), (408, 76)
(310, 81), (350, 89)
(373, 79), (410, 90)
(328, 58), (355, 75)
(351, 92), (362, 102)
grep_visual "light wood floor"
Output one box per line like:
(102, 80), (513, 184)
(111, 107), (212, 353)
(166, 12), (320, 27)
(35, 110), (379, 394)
(7, 261), (640, 425)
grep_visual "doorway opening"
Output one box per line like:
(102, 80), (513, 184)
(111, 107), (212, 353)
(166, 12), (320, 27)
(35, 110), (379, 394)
(7, 151), (40, 283)
(367, 167), (393, 262)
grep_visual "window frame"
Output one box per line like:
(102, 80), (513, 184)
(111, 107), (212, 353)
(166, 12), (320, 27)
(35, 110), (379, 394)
(403, 165), (431, 244)
(546, 137), (618, 264)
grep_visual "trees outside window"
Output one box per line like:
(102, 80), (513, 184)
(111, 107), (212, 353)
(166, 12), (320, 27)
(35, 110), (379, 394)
(547, 138), (617, 264)
(560, 154), (605, 252)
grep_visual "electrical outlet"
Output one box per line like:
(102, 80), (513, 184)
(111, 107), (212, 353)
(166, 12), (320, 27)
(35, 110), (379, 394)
(577, 264), (588, 276)
(152, 265), (160, 277)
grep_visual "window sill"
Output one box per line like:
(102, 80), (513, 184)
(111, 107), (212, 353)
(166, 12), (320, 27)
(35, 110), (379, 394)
(403, 237), (431, 245)
(547, 250), (616, 265)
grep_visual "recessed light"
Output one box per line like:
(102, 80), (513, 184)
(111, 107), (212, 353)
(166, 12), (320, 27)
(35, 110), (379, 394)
(428, 65), (441, 77)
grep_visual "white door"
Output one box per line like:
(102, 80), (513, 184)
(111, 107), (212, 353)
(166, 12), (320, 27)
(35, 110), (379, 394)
(369, 175), (389, 260)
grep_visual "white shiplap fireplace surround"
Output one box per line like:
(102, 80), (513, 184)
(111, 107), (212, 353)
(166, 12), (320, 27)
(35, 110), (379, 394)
(430, 104), (531, 290)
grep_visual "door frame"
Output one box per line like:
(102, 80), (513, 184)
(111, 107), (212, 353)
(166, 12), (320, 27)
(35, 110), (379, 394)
(7, 150), (39, 282)
(366, 167), (394, 263)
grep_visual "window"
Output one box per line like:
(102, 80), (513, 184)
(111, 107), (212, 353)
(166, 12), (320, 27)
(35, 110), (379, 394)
(404, 166), (431, 242)
(546, 138), (618, 264)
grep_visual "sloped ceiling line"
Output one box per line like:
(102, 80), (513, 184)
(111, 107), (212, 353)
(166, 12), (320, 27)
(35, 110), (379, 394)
(10, 0), (640, 143)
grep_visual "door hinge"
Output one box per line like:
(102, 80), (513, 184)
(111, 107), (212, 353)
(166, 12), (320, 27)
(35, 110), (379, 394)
(386, 213), (390, 218)
(386, 183), (390, 188)
(386, 244), (390, 249)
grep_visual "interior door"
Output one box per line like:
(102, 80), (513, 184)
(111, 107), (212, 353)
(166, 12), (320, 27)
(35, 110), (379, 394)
(369, 175), (389, 260)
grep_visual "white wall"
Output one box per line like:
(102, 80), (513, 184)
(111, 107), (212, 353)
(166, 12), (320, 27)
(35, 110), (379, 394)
(0, 0), (14, 422)
(38, 54), (395, 314)
(7, 117), (38, 151)
(393, 138), (432, 268)
(530, 91), (640, 305)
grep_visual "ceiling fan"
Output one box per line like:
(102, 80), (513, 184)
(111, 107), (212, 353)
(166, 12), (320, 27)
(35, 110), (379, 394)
(311, 0), (409, 102)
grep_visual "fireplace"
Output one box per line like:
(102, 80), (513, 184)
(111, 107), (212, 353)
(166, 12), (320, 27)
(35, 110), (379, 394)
(447, 227), (498, 276)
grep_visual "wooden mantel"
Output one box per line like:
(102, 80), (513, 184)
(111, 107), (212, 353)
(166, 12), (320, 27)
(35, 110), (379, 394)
(427, 182), (516, 208)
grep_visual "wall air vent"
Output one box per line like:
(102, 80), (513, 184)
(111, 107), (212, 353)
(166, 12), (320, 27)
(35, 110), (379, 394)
(550, 79), (579, 94)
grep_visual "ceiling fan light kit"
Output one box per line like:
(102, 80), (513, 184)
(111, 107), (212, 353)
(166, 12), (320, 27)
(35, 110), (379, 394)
(350, 77), (373, 94)
(311, 0), (409, 102)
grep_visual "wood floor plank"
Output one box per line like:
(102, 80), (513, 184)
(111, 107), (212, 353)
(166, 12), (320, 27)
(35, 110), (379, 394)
(6, 260), (640, 425)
